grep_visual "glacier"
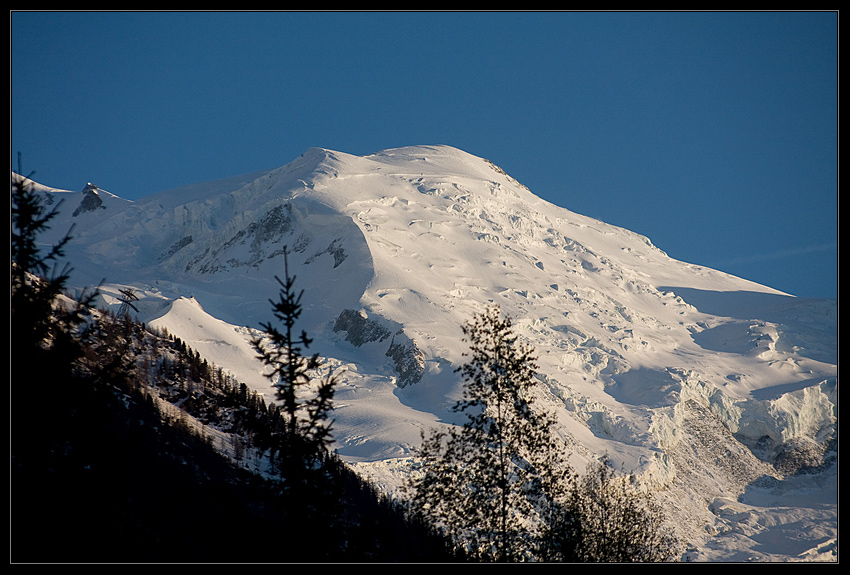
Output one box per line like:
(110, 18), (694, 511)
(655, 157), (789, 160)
(18, 144), (837, 561)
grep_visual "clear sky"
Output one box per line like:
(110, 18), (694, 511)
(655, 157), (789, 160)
(11, 11), (838, 299)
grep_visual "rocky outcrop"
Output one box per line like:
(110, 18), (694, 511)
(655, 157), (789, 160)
(72, 183), (106, 216)
(305, 238), (348, 268)
(333, 309), (425, 387)
(333, 309), (392, 346)
(385, 332), (425, 388)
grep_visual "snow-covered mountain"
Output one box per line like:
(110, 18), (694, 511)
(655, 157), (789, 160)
(19, 145), (837, 561)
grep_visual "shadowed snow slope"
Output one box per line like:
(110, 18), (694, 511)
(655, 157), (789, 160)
(18, 145), (837, 561)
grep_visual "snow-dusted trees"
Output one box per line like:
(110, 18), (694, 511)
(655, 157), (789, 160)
(551, 456), (681, 562)
(406, 305), (681, 562)
(407, 305), (573, 561)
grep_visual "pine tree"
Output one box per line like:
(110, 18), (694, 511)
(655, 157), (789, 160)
(11, 173), (101, 387)
(250, 246), (339, 488)
(12, 173), (75, 355)
(407, 305), (572, 562)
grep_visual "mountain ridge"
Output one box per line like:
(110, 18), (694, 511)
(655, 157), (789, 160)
(14, 144), (837, 560)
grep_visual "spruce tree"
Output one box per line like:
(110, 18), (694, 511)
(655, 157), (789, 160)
(11, 173), (75, 355)
(407, 305), (572, 562)
(11, 173), (101, 389)
(11, 170), (103, 527)
(251, 246), (338, 489)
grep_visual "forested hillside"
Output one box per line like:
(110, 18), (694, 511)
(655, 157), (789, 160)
(11, 293), (460, 563)
(10, 176), (458, 563)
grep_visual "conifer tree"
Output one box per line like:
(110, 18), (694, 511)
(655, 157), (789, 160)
(11, 170), (103, 499)
(407, 305), (572, 562)
(11, 173), (75, 355)
(251, 246), (338, 488)
(11, 173), (101, 386)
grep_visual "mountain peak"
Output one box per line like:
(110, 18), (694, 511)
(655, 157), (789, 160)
(20, 145), (836, 560)
(72, 183), (105, 216)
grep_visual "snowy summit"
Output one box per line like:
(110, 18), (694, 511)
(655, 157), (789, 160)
(24, 144), (837, 561)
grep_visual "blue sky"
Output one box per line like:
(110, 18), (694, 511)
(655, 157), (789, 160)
(11, 11), (837, 298)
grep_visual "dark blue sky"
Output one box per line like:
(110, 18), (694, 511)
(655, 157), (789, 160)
(11, 11), (837, 298)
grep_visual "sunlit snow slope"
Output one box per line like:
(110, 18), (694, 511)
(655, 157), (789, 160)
(20, 145), (837, 561)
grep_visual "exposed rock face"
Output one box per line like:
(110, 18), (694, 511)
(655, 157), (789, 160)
(73, 183), (105, 216)
(385, 332), (425, 388)
(305, 238), (347, 268)
(333, 309), (391, 346)
(773, 437), (830, 475)
(190, 203), (296, 273)
(162, 235), (193, 260)
(332, 309), (424, 387)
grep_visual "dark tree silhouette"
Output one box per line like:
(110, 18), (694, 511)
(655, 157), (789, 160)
(251, 246), (339, 489)
(12, 173), (76, 354)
